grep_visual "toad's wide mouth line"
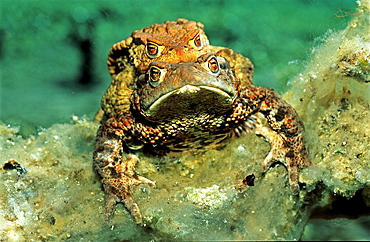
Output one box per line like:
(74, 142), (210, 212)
(143, 84), (235, 117)
(148, 84), (234, 112)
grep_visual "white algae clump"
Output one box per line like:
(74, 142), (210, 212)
(185, 185), (229, 208)
(1, 1), (370, 240)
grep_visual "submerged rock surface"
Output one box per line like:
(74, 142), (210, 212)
(0, 117), (310, 240)
(1, 1), (369, 240)
(284, 0), (370, 200)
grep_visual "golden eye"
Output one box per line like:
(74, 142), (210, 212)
(208, 57), (220, 74)
(193, 34), (201, 47)
(189, 34), (203, 50)
(149, 67), (161, 82)
(146, 42), (163, 58)
(149, 66), (165, 87)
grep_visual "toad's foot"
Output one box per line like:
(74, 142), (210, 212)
(256, 125), (304, 194)
(101, 155), (156, 223)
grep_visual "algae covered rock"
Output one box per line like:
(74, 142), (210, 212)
(3, 111), (359, 241)
(0, 118), (152, 241)
(0, 117), (311, 240)
(284, 0), (370, 200)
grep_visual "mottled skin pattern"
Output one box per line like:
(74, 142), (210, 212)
(94, 19), (253, 123)
(93, 53), (311, 223)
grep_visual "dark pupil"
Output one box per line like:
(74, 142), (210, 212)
(147, 44), (158, 55)
(150, 67), (161, 81)
(194, 35), (201, 47)
(208, 58), (219, 73)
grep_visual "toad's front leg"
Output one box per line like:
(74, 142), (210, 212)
(93, 119), (155, 223)
(239, 86), (311, 194)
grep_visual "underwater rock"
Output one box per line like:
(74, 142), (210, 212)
(284, 0), (370, 203)
(1, 0), (369, 240)
(0, 118), (153, 241)
(0, 117), (311, 240)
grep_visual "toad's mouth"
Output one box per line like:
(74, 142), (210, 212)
(141, 84), (235, 122)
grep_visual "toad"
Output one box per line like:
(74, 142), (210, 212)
(93, 53), (311, 223)
(94, 18), (253, 122)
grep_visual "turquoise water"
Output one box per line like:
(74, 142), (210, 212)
(0, 0), (356, 131)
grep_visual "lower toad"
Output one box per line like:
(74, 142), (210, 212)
(93, 53), (311, 223)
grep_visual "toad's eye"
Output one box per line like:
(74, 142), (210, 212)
(193, 34), (202, 48)
(189, 34), (203, 50)
(149, 66), (166, 87)
(207, 56), (220, 75)
(146, 42), (163, 58)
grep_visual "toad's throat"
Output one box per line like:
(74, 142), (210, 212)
(142, 84), (236, 122)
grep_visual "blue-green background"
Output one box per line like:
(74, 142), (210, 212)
(0, 0), (357, 131)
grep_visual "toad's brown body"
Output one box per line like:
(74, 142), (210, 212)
(93, 52), (311, 223)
